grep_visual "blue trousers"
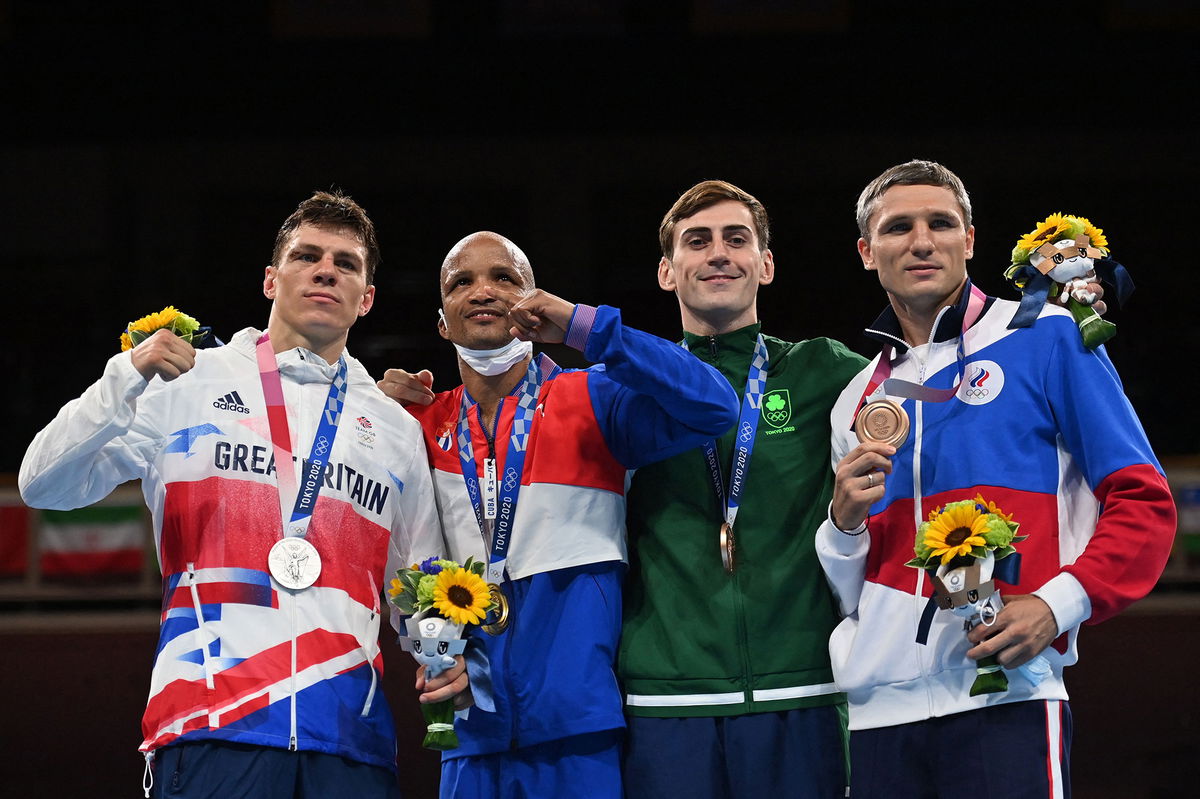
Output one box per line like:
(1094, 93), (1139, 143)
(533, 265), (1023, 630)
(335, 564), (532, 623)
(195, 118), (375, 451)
(848, 700), (1072, 799)
(149, 741), (400, 799)
(439, 729), (622, 799)
(623, 705), (848, 799)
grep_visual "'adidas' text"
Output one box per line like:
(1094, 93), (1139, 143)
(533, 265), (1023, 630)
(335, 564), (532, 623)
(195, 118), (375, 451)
(213, 391), (251, 414)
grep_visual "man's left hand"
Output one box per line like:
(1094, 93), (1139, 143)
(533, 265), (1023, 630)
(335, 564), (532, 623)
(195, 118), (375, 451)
(966, 594), (1059, 669)
(507, 290), (575, 344)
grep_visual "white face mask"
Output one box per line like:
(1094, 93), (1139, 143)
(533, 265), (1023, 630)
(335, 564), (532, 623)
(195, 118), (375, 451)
(440, 308), (533, 376)
(453, 337), (533, 376)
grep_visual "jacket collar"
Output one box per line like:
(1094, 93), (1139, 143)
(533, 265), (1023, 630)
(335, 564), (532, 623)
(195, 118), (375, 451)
(228, 327), (359, 385)
(682, 322), (762, 360)
(863, 278), (992, 355)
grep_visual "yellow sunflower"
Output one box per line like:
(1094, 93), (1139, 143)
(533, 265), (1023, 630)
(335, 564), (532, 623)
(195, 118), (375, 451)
(973, 494), (1013, 523)
(1015, 212), (1070, 256)
(130, 306), (184, 334)
(1076, 216), (1109, 253)
(923, 502), (989, 565)
(121, 306), (201, 351)
(387, 576), (404, 600)
(432, 567), (492, 625)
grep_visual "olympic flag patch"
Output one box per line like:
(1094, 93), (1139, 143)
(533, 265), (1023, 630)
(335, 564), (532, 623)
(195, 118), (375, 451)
(957, 360), (1004, 406)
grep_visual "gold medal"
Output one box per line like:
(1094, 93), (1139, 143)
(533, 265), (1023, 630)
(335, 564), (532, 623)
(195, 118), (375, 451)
(482, 582), (511, 635)
(720, 522), (736, 574)
(854, 398), (910, 448)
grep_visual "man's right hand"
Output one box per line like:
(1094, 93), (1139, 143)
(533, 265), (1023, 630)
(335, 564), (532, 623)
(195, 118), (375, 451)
(416, 656), (473, 710)
(378, 369), (435, 406)
(830, 441), (895, 531)
(130, 328), (196, 382)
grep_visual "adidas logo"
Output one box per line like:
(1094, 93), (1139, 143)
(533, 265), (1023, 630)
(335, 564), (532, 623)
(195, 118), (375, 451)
(212, 391), (251, 414)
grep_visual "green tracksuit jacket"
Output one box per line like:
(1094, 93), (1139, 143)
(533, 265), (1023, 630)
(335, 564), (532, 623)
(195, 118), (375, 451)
(620, 323), (867, 717)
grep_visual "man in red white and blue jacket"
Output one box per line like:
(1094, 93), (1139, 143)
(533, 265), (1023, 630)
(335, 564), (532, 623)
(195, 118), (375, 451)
(816, 161), (1175, 799)
(20, 192), (442, 798)
(380, 231), (739, 799)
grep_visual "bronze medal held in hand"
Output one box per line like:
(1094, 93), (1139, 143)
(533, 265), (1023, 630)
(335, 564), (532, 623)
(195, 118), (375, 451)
(481, 583), (510, 635)
(720, 522), (736, 574)
(854, 398), (910, 448)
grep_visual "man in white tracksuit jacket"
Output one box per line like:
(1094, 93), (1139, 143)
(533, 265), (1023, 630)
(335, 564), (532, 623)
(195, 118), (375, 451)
(20, 191), (442, 798)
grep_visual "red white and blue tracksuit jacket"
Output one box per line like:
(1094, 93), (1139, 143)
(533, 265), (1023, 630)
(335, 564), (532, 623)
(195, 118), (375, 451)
(410, 304), (739, 758)
(816, 284), (1176, 730)
(19, 328), (442, 767)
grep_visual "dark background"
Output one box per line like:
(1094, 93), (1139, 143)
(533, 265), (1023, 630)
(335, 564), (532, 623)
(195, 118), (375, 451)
(2, 0), (1198, 470)
(2, 1), (1198, 796)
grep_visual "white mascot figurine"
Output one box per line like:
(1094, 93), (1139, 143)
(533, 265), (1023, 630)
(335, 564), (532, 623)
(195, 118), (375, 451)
(1005, 213), (1133, 349)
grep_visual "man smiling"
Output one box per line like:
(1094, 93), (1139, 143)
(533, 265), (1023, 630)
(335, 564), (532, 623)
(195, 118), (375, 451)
(619, 181), (867, 798)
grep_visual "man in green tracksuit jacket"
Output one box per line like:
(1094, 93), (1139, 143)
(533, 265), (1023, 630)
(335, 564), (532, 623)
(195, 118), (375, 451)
(620, 180), (867, 798)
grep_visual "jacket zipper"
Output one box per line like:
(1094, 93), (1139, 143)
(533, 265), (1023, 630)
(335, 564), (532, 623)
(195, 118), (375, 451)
(289, 591), (298, 750)
(288, 377), (307, 752)
(478, 398), (520, 750)
(907, 309), (952, 719)
(707, 334), (755, 707)
(731, 563), (754, 707)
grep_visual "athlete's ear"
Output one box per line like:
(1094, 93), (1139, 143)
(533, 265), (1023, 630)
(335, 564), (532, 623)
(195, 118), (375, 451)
(858, 237), (876, 271)
(658, 257), (676, 292)
(437, 308), (450, 341)
(759, 249), (775, 286)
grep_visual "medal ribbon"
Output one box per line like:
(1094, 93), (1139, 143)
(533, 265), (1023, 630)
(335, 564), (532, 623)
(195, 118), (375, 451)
(255, 332), (349, 539)
(851, 283), (987, 427)
(455, 354), (558, 583)
(689, 334), (769, 530)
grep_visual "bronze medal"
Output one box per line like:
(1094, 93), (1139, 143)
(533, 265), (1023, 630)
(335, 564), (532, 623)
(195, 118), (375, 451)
(482, 582), (511, 636)
(720, 522), (736, 574)
(854, 398), (910, 448)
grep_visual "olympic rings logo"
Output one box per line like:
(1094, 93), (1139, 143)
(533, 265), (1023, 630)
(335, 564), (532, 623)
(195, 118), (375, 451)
(957, 360), (1004, 406)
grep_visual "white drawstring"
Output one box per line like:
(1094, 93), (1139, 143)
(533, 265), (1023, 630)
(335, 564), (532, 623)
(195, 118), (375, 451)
(142, 751), (154, 798)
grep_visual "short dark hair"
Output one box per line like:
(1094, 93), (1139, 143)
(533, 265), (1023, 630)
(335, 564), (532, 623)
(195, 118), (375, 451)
(272, 190), (381, 283)
(856, 160), (972, 239)
(659, 180), (770, 258)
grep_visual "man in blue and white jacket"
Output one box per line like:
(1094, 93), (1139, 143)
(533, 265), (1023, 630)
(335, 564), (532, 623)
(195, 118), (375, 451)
(817, 160), (1175, 799)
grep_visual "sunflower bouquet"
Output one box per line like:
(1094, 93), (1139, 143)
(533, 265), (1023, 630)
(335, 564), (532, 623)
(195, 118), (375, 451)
(1004, 213), (1133, 349)
(120, 306), (212, 352)
(906, 495), (1034, 696)
(389, 556), (495, 750)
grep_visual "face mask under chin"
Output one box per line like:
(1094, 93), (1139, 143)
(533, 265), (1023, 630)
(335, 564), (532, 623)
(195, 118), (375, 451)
(452, 337), (534, 376)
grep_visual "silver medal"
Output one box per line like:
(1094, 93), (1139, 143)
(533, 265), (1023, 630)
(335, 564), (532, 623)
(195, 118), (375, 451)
(268, 537), (322, 590)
